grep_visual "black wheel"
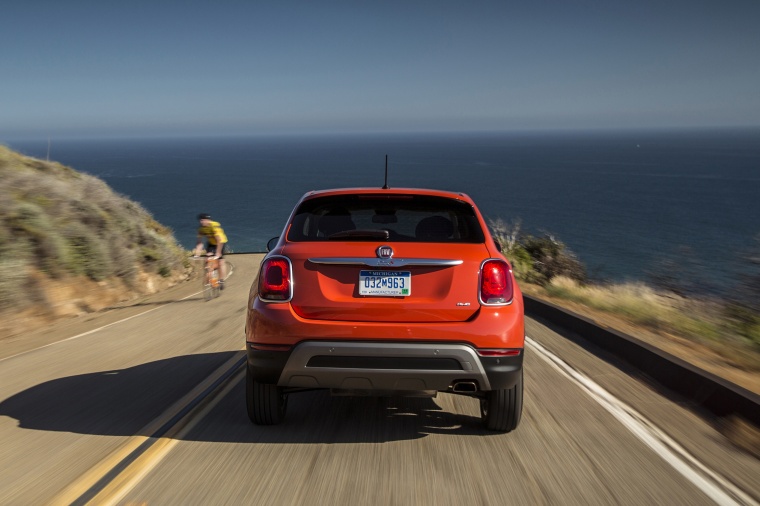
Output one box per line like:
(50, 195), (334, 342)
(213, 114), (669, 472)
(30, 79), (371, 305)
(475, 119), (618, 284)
(480, 370), (523, 432)
(246, 364), (287, 425)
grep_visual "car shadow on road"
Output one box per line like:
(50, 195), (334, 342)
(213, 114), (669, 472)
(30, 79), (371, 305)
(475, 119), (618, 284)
(0, 352), (498, 444)
(198, 382), (494, 444)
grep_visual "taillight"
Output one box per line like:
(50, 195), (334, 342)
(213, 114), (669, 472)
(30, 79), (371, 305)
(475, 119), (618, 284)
(479, 259), (513, 305)
(259, 256), (292, 301)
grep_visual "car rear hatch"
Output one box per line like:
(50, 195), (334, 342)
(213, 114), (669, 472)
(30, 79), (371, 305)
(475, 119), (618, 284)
(284, 242), (489, 323)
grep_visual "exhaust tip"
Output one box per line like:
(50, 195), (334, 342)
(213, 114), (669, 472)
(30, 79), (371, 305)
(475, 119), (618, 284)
(452, 381), (478, 393)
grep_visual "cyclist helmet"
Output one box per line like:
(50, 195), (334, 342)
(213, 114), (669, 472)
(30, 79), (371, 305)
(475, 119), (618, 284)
(198, 213), (211, 220)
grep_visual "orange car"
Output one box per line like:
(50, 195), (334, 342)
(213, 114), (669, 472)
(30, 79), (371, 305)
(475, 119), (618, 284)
(245, 187), (524, 431)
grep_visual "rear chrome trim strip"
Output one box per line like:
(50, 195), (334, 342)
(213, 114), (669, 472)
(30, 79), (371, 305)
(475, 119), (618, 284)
(309, 257), (463, 267)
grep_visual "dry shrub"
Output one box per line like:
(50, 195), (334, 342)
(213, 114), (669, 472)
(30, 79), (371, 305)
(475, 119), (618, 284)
(546, 276), (716, 332)
(547, 276), (670, 323)
(0, 259), (29, 309)
(0, 145), (189, 312)
(61, 222), (113, 281)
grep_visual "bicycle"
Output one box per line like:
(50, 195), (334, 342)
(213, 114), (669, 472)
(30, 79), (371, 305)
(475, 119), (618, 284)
(194, 254), (222, 300)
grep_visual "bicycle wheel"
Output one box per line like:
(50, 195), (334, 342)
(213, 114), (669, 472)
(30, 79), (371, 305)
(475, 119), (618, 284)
(202, 264), (215, 301)
(210, 268), (221, 298)
(203, 273), (214, 301)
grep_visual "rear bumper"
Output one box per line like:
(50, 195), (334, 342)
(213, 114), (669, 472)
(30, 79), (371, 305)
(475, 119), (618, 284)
(247, 296), (525, 349)
(247, 341), (523, 393)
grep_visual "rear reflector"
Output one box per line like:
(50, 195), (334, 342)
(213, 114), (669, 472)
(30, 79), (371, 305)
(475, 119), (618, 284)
(476, 349), (522, 357)
(250, 343), (292, 352)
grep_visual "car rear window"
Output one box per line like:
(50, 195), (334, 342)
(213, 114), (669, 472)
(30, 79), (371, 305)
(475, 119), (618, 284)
(287, 194), (486, 243)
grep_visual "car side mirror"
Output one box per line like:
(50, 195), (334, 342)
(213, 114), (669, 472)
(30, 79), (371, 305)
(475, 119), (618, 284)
(494, 240), (503, 252)
(266, 237), (279, 252)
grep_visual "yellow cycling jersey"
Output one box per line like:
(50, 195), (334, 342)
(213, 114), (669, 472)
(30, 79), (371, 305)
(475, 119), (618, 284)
(198, 221), (228, 245)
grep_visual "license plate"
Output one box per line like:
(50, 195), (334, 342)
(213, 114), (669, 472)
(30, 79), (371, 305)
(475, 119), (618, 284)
(359, 270), (411, 296)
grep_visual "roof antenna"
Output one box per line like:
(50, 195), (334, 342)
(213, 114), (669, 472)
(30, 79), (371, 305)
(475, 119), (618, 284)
(382, 154), (389, 189)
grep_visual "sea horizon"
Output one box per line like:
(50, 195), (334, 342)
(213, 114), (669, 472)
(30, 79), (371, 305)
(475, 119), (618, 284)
(6, 127), (760, 292)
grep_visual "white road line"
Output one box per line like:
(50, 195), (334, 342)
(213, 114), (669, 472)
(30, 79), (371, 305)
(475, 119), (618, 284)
(0, 290), (203, 364)
(1, 259), (238, 364)
(526, 335), (757, 506)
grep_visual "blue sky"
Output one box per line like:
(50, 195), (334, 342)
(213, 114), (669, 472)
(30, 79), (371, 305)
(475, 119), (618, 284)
(2, 0), (759, 140)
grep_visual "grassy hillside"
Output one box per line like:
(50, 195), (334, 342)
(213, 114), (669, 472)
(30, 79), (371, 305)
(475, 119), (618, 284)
(0, 145), (189, 317)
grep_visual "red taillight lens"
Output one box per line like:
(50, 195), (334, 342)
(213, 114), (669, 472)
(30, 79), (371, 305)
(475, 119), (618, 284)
(259, 257), (292, 301)
(480, 260), (513, 304)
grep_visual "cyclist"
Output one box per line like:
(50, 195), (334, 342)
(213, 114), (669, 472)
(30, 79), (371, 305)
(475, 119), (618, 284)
(194, 213), (229, 289)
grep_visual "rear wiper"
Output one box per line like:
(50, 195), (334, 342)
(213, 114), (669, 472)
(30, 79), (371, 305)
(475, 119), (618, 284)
(328, 229), (390, 240)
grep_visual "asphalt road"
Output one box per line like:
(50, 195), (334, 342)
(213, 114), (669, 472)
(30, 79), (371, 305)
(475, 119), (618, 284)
(0, 254), (757, 505)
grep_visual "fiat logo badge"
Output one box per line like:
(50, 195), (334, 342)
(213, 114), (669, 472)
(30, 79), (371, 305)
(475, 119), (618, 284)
(376, 245), (394, 259)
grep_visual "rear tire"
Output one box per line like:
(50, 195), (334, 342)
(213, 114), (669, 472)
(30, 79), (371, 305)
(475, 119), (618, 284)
(204, 268), (220, 300)
(246, 364), (287, 425)
(203, 277), (213, 301)
(481, 370), (523, 432)
(211, 269), (221, 298)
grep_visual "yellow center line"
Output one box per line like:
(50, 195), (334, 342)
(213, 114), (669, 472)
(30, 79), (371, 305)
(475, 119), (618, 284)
(48, 349), (245, 506)
(95, 366), (245, 506)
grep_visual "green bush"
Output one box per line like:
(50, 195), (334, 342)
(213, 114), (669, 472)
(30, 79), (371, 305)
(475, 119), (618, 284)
(62, 222), (112, 281)
(489, 218), (585, 285)
(725, 304), (760, 349)
(522, 234), (586, 285)
(107, 237), (138, 282)
(8, 202), (68, 276)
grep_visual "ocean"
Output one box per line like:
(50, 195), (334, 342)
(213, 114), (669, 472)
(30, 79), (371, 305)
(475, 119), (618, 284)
(8, 128), (760, 290)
